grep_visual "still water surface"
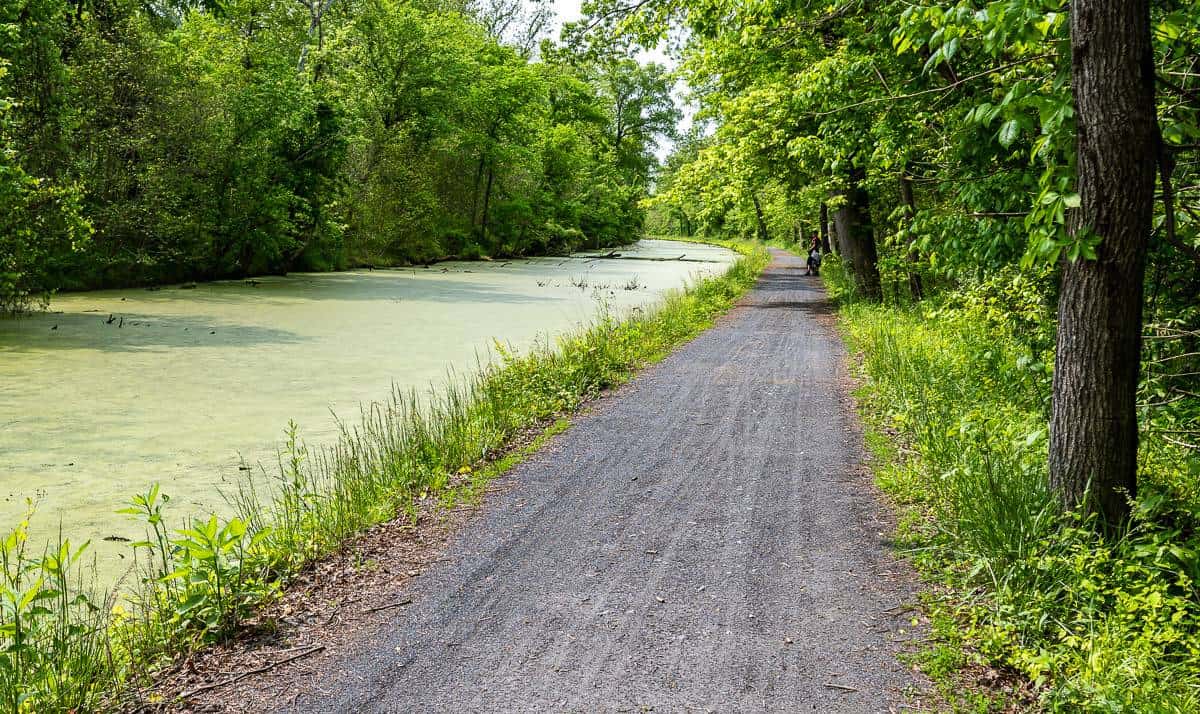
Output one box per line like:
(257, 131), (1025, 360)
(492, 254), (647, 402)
(0, 239), (735, 579)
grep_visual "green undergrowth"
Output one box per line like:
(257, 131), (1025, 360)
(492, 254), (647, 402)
(824, 255), (1200, 712)
(0, 239), (768, 712)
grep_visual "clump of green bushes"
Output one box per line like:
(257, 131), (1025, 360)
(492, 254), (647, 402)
(0, 242), (767, 712)
(824, 254), (1200, 711)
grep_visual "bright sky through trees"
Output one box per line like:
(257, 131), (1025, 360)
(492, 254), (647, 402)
(549, 0), (690, 159)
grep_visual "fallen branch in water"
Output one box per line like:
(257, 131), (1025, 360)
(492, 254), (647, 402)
(570, 253), (721, 263)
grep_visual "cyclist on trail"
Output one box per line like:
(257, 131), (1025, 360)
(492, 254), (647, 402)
(805, 236), (822, 276)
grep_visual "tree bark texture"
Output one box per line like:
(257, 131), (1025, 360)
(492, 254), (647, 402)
(818, 202), (831, 254)
(832, 168), (881, 299)
(1049, 0), (1158, 526)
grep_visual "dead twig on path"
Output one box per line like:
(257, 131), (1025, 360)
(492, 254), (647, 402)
(179, 645), (325, 700)
(362, 598), (413, 614)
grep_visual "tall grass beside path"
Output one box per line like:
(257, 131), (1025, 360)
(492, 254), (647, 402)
(0, 239), (768, 712)
(827, 254), (1200, 712)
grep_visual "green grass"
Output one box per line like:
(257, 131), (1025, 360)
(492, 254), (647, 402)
(823, 254), (1200, 712)
(0, 239), (769, 712)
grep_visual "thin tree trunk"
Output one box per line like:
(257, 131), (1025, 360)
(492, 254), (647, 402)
(297, 0), (338, 73)
(480, 166), (495, 242)
(472, 121), (500, 232)
(751, 193), (769, 242)
(1049, 0), (1158, 526)
(819, 202), (831, 254)
(899, 171), (923, 302)
(832, 168), (881, 299)
(471, 153), (486, 229)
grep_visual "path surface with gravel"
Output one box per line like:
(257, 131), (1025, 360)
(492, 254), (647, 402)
(285, 249), (924, 712)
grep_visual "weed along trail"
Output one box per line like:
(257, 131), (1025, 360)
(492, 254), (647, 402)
(195, 249), (926, 711)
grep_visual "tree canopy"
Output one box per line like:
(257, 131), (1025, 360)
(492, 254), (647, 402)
(0, 0), (679, 310)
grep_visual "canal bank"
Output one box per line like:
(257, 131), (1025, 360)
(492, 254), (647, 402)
(0, 239), (735, 579)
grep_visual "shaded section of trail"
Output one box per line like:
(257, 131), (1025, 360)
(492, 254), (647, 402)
(288, 250), (922, 712)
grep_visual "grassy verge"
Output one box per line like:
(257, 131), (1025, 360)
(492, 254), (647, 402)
(821, 255), (1200, 712)
(0, 239), (769, 712)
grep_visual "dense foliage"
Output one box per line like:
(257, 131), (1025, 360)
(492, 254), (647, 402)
(0, 0), (678, 311)
(830, 257), (1200, 710)
(575, 0), (1200, 708)
(628, 1), (1195, 319)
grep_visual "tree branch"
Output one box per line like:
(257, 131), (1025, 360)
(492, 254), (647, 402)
(297, 0), (339, 73)
(811, 55), (1053, 119)
(1157, 74), (1200, 105)
(577, 0), (659, 33)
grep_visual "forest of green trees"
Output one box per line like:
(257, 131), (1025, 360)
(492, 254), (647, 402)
(0, 0), (680, 311)
(613, 0), (1200, 706)
(625, 0), (1198, 519)
(5, 0), (1200, 708)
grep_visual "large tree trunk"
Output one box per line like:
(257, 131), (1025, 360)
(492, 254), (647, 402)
(832, 168), (881, 299)
(899, 171), (924, 302)
(1049, 0), (1158, 526)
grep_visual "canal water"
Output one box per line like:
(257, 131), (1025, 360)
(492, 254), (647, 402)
(0, 239), (735, 580)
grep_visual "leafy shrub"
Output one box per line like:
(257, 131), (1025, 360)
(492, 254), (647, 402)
(122, 486), (276, 644)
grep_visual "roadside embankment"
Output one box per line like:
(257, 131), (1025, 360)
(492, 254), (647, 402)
(824, 255), (1200, 711)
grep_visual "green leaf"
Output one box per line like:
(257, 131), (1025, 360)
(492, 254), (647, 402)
(176, 593), (207, 614)
(943, 37), (960, 61)
(998, 119), (1021, 147)
(16, 582), (43, 611)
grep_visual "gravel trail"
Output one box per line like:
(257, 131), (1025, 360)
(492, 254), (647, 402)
(288, 249), (924, 712)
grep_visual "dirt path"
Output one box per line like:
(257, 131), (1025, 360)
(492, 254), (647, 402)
(261, 249), (926, 712)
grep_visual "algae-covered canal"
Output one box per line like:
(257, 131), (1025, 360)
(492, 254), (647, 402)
(0, 239), (735, 580)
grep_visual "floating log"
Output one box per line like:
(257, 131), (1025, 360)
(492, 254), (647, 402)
(563, 251), (720, 264)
